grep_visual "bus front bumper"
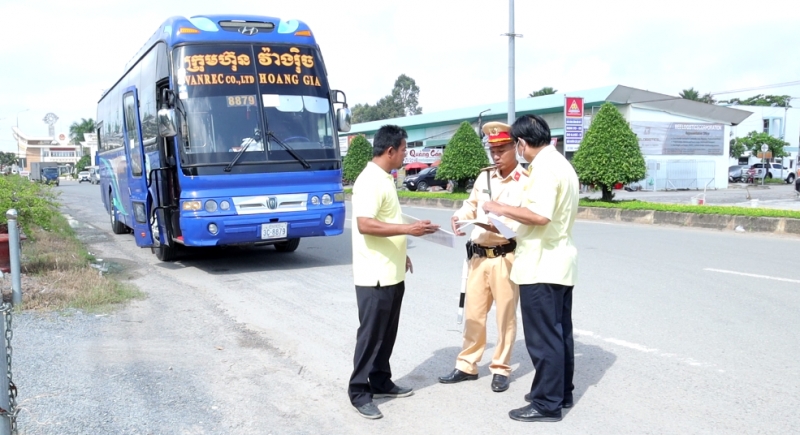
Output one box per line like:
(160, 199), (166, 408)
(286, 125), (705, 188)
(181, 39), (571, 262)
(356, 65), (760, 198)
(177, 205), (345, 247)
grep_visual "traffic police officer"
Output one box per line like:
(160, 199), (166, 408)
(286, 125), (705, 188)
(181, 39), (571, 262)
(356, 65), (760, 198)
(438, 121), (528, 393)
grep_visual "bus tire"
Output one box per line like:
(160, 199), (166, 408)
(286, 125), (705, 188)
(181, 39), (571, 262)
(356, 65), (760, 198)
(274, 238), (300, 253)
(154, 243), (180, 262)
(151, 210), (180, 262)
(109, 192), (127, 234)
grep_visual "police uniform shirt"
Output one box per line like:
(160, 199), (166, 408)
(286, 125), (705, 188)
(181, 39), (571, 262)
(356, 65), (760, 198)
(454, 164), (528, 246)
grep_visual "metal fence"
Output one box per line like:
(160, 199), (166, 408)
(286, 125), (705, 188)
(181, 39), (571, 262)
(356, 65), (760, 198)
(630, 160), (717, 191)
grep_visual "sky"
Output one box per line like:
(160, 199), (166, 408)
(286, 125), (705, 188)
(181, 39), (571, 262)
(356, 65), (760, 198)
(1, 0), (799, 152)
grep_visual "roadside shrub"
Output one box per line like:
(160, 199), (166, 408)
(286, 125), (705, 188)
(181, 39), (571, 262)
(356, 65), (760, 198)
(0, 174), (61, 238)
(342, 135), (373, 183)
(571, 103), (646, 201)
(436, 121), (489, 191)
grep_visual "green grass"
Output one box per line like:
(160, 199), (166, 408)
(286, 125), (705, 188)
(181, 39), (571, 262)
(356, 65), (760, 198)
(579, 199), (800, 219)
(21, 213), (146, 312)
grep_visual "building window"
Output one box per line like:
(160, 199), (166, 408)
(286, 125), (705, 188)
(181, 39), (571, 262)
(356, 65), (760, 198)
(762, 117), (784, 138)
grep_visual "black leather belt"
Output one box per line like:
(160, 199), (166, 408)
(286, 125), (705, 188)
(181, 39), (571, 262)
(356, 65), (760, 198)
(467, 240), (516, 259)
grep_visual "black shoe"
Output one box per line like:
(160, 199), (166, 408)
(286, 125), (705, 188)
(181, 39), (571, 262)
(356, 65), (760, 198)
(509, 404), (562, 422)
(491, 374), (509, 392)
(354, 402), (383, 419)
(373, 385), (414, 399)
(438, 369), (478, 384)
(524, 393), (573, 408)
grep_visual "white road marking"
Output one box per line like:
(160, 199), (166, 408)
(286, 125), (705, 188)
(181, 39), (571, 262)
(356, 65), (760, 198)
(574, 329), (715, 368)
(704, 268), (800, 284)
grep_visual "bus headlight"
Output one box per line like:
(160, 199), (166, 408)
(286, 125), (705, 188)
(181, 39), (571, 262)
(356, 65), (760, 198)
(310, 196), (320, 205)
(208, 223), (219, 235)
(220, 200), (230, 211)
(205, 200), (218, 212)
(334, 192), (345, 202)
(322, 194), (332, 205)
(325, 214), (333, 225)
(182, 200), (202, 211)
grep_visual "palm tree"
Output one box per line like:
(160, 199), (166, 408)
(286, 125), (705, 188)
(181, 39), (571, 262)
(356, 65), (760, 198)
(529, 87), (558, 97)
(69, 118), (96, 156)
(699, 93), (716, 104)
(679, 88), (700, 101)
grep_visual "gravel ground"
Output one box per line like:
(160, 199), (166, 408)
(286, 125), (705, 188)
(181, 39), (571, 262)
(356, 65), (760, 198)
(11, 238), (342, 435)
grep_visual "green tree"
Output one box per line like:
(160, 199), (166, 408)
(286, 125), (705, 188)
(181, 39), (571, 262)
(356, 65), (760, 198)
(729, 138), (746, 159)
(678, 87), (716, 104)
(720, 94), (792, 107)
(529, 86), (558, 97)
(342, 135), (373, 183)
(69, 118), (96, 144)
(0, 151), (18, 169)
(350, 74), (422, 123)
(76, 155), (91, 173)
(391, 74), (422, 116)
(679, 87), (700, 101)
(571, 103), (646, 201)
(436, 121), (490, 191)
(732, 131), (789, 158)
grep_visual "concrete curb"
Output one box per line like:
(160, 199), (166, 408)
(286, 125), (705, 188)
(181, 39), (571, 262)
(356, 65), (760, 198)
(346, 194), (800, 236)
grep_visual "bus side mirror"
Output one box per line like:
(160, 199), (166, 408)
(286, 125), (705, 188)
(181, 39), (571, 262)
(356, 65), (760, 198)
(158, 108), (178, 138)
(336, 107), (352, 133)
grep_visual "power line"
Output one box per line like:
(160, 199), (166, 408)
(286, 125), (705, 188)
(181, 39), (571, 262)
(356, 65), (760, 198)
(710, 80), (800, 96)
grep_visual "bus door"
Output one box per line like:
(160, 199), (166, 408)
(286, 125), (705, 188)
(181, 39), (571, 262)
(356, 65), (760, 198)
(122, 87), (154, 247)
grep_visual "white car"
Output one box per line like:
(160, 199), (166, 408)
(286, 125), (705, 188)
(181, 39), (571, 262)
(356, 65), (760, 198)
(78, 171), (91, 183)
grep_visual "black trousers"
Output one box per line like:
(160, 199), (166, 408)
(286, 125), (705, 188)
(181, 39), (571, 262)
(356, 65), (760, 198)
(519, 283), (574, 415)
(348, 281), (405, 407)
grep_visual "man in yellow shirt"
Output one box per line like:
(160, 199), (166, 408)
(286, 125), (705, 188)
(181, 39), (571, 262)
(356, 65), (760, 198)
(483, 114), (579, 423)
(348, 125), (439, 420)
(438, 122), (528, 393)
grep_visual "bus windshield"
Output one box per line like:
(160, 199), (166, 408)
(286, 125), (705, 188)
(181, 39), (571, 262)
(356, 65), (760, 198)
(174, 43), (337, 172)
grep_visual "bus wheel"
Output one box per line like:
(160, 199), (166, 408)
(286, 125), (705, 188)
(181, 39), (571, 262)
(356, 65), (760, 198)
(274, 238), (300, 253)
(109, 192), (127, 234)
(151, 214), (180, 262)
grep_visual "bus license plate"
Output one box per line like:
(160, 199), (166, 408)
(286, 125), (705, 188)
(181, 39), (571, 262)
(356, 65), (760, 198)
(261, 223), (288, 240)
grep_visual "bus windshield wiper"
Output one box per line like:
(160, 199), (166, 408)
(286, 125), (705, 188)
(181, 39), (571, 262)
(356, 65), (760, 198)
(224, 132), (259, 172)
(266, 131), (311, 169)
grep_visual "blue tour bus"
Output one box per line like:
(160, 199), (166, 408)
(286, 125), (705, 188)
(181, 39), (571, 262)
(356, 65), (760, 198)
(96, 15), (352, 261)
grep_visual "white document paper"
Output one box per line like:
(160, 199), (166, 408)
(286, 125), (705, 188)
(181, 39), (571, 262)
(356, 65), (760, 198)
(454, 217), (488, 229)
(487, 213), (517, 239)
(402, 214), (457, 249)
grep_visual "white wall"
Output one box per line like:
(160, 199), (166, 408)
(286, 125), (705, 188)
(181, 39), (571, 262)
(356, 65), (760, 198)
(728, 106), (800, 169)
(628, 106), (731, 190)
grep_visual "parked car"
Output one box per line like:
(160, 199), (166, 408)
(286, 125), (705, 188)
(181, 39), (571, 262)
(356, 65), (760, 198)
(78, 171), (91, 183)
(728, 165), (748, 183)
(403, 167), (448, 191)
(749, 163), (796, 183)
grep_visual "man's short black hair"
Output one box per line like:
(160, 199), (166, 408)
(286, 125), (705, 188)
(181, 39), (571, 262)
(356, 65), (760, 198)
(372, 125), (408, 157)
(511, 114), (551, 148)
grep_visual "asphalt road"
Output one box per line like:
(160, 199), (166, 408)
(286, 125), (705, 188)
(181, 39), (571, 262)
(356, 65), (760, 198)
(18, 179), (800, 434)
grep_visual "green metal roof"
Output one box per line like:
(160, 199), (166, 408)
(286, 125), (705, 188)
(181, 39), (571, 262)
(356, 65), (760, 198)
(347, 85), (618, 135)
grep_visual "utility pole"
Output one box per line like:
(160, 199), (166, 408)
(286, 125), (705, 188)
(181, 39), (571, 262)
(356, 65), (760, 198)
(502, 0), (522, 125)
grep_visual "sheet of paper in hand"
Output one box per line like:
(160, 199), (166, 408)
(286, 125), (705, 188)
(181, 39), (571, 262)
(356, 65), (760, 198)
(402, 214), (457, 248)
(486, 213), (517, 239)
(454, 217), (488, 230)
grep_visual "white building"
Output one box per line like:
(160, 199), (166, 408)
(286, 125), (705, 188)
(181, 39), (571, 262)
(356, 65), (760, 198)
(725, 104), (800, 172)
(11, 127), (80, 175)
